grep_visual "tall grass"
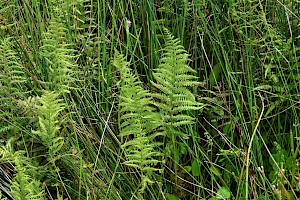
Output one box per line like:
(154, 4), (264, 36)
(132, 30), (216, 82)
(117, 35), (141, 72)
(0, 0), (299, 199)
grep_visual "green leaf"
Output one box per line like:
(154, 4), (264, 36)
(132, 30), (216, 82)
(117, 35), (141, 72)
(271, 74), (279, 83)
(167, 194), (181, 200)
(254, 85), (272, 90)
(265, 102), (278, 116)
(216, 187), (231, 199)
(191, 160), (200, 177)
(210, 166), (221, 177)
(264, 64), (276, 78)
(183, 166), (192, 173)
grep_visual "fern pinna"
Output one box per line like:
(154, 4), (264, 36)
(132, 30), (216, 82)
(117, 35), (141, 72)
(114, 53), (164, 198)
(151, 29), (201, 166)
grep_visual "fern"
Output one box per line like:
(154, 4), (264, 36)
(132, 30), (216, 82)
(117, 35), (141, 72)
(0, 191), (9, 200)
(30, 91), (65, 195)
(0, 37), (26, 104)
(114, 53), (164, 197)
(0, 37), (27, 142)
(32, 91), (65, 159)
(0, 145), (44, 200)
(17, 96), (39, 121)
(151, 29), (201, 160)
(39, 19), (77, 94)
(0, 38), (26, 93)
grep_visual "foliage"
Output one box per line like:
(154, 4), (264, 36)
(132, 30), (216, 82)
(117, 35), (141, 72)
(0, 145), (44, 200)
(32, 91), (65, 159)
(39, 19), (77, 94)
(151, 28), (202, 161)
(0, 0), (299, 199)
(114, 53), (164, 197)
(0, 37), (27, 141)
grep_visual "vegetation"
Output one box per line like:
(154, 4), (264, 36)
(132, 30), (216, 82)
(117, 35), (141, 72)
(0, 0), (299, 199)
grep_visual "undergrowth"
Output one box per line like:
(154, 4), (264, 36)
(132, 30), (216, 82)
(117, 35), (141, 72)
(0, 0), (299, 199)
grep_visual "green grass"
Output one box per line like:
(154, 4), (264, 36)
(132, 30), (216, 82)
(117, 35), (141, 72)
(0, 0), (299, 199)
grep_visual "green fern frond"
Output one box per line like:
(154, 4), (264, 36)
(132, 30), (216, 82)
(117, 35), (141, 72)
(114, 53), (164, 197)
(151, 28), (201, 134)
(0, 147), (44, 200)
(0, 37), (28, 141)
(150, 29), (203, 174)
(17, 96), (39, 117)
(0, 191), (9, 200)
(32, 91), (65, 158)
(39, 19), (77, 94)
(0, 38), (26, 98)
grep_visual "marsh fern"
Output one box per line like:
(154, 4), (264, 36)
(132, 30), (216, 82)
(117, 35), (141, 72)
(0, 146), (44, 200)
(151, 29), (202, 163)
(114, 53), (164, 197)
(32, 91), (65, 159)
(0, 38), (27, 140)
(39, 19), (77, 94)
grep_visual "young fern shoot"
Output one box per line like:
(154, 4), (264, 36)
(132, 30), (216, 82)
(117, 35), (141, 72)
(114, 53), (164, 198)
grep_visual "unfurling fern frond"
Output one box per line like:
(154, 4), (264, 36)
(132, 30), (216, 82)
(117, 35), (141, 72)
(39, 19), (77, 94)
(151, 29), (202, 162)
(32, 91), (65, 159)
(0, 145), (44, 200)
(114, 53), (164, 197)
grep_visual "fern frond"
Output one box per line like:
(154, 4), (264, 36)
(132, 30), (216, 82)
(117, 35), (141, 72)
(149, 29), (204, 174)
(0, 37), (28, 141)
(0, 38), (26, 102)
(0, 146), (44, 200)
(39, 19), (77, 94)
(32, 91), (65, 158)
(151, 28), (201, 135)
(114, 53), (164, 197)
